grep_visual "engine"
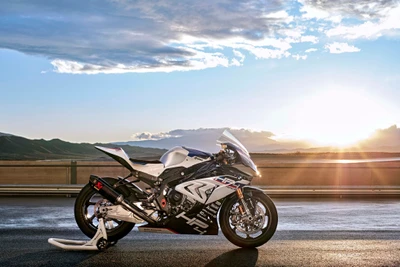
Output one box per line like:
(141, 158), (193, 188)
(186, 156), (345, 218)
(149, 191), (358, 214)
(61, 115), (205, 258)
(165, 188), (197, 215)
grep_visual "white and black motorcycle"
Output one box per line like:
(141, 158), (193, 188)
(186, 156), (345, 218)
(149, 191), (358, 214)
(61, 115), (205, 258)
(74, 130), (278, 248)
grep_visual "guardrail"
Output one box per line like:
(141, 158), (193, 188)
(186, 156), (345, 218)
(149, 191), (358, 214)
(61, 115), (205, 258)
(1, 160), (399, 197)
(1, 184), (399, 197)
(262, 185), (400, 197)
(0, 184), (83, 194)
(0, 161), (129, 185)
(2, 160), (400, 187)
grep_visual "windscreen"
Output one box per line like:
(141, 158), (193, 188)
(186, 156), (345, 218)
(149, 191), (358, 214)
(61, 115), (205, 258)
(217, 130), (258, 174)
(217, 130), (250, 156)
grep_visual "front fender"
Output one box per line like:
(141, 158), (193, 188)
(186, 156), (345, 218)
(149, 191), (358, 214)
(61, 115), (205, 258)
(222, 185), (266, 205)
(242, 185), (265, 195)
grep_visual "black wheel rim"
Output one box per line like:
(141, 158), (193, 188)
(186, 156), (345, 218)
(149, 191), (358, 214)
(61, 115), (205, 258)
(82, 191), (124, 232)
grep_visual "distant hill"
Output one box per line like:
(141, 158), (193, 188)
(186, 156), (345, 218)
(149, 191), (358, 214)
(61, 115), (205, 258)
(117, 126), (400, 153)
(261, 145), (400, 153)
(0, 135), (166, 160)
(0, 132), (15, 137)
(115, 128), (310, 152)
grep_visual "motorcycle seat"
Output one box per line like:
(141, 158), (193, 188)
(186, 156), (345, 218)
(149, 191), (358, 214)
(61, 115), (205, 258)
(129, 158), (162, 165)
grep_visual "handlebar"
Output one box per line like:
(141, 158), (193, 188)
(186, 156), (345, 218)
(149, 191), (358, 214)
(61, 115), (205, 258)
(214, 149), (236, 165)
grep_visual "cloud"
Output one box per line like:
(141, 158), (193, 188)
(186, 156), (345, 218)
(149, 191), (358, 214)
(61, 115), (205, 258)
(300, 35), (319, 44)
(305, 48), (318, 53)
(326, 5), (400, 39)
(299, 0), (400, 22)
(131, 131), (181, 141)
(358, 125), (400, 150)
(50, 49), (232, 74)
(264, 10), (294, 24)
(230, 49), (246, 66)
(1, 0), (399, 74)
(233, 50), (245, 63)
(124, 128), (306, 152)
(325, 42), (361, 54)
(300, 0), (400, 39)
(245, 46), (291, 59)
(0, 0), (300, 74)
(292, 54), (307, 60)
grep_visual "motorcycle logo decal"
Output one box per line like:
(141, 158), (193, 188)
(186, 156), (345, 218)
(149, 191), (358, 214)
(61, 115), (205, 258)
(176, 211), (209, 234)
(94, 181), (103, 190)
(176, 181), (217, 203)
(214, 176), (239, 189)
(194, 183), (207, 199)
(183, 184), (194, 194)
(199, 201), (221, 219)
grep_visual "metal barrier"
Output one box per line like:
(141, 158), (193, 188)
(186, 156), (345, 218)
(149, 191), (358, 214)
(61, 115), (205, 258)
(262, 185), (400, 197)
(0, 184), (83, 194)
(0, 161), (129, 185)
(1, 160), (399, 197)
(1, 184), (399, 197)
(2, 160), (400, 187)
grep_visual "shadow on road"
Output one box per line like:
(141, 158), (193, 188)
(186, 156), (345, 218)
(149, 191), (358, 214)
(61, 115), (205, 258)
(205, 248), (258, 267)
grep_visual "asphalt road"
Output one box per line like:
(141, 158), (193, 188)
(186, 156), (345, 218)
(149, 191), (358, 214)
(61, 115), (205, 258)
(0, 197), (399, 267)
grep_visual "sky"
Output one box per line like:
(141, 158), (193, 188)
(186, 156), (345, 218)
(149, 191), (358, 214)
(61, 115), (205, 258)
(1, 0), (399, 147)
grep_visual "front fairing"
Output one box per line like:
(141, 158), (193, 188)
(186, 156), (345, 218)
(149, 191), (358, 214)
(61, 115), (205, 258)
(224, 142), (258, 174)
(217, 130), (258, 174)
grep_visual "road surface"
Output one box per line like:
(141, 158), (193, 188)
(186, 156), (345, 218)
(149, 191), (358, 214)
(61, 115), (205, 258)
(0, 197), (399, 266)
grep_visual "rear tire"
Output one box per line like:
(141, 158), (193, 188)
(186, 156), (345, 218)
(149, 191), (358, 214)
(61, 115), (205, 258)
(219, 190), (278, 248)
(74, 178), (135, 242)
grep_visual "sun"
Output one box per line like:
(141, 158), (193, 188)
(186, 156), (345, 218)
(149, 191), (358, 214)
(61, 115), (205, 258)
(289, 89), (390, 146)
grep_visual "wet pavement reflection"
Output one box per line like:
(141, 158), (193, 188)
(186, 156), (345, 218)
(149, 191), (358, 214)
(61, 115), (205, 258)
(1, 197), (399, 231)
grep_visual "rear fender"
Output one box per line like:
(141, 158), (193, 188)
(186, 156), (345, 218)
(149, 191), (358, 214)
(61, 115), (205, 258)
(95, 146), (135, 171)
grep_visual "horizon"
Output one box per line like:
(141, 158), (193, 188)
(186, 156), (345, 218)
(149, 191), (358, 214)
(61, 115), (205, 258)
(1, 1), (399, 146)
(2, 124), (400, 153)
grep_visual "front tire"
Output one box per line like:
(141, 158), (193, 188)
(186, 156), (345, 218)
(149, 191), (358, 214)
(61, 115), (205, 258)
(219, 189), (278, 248)
(74, 178), (135, 242)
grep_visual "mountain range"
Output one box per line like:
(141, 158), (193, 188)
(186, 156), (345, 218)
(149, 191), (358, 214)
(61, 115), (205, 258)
(0, 132), (14, 137)
(115, 125), (400, 153)
(115, 128), (311, 153)
(0, 134), (166, 160)
(1, 124), (399, 160)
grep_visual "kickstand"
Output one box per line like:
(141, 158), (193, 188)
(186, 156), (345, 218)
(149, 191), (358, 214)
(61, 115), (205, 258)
(48, 218), (110, 251)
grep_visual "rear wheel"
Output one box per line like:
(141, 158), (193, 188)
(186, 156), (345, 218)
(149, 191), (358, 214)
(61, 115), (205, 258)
(219, 190), (278, 248)
(74, 178), (135, 242)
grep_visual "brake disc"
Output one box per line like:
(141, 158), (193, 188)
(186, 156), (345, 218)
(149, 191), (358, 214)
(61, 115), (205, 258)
(233, 205), (265, 235)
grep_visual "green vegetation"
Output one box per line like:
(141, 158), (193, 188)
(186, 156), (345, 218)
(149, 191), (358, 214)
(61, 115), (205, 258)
(0, 135), (166, 160)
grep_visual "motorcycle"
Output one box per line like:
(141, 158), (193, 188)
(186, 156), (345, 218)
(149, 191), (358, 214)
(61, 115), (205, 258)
(74, 130), (278, 248)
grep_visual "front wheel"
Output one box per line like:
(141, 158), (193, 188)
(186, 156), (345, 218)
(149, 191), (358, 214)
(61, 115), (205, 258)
(219, 189), (278, 248)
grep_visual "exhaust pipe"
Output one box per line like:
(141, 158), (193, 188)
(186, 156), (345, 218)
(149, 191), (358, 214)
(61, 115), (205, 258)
(89, 175), (156, 224)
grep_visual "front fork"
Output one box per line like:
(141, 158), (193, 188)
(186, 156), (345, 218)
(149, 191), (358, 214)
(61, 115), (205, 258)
(236, 188), (252, 217)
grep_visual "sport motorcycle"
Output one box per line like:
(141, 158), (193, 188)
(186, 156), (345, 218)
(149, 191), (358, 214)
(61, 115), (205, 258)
(74, 130), (278, 248)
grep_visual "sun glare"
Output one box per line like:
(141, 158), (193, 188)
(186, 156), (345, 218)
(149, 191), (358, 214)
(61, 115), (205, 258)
(290, 89), (391, 146)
